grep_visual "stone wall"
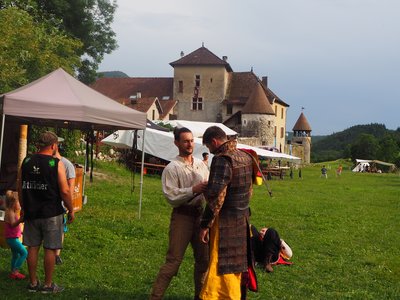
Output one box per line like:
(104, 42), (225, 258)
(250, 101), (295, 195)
(241, 114), (275, 146)
(173, 66), (229, 122)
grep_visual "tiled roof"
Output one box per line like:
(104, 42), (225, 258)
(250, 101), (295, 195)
(262, 84), (289, 107)
(226, 72), (274, 114)
(123, 97), (158, 113)
(241, 82), (275, 115)
(292, 112), (312, 131)
(90, 77), (173, 101)
(226, 72), (258, 102)
(170, 46), (233, 72)
(159, 99), (177, 119)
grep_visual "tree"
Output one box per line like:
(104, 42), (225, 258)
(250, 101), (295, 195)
(377, 135), (400, 163)
(350, 134), (379, 161)
(0, 0), (117, 84)
(0, 7), (82, 93)
(34, 0), (118, 83)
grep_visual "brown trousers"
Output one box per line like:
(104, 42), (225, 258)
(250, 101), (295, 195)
(150, 208), (209, 300)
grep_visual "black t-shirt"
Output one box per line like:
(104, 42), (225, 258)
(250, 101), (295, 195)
(21, 154), (64, 220)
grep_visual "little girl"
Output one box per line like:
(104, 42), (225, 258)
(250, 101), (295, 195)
(4, 190), (27, 280)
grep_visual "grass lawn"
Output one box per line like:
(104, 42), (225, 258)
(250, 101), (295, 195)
(1, 160), (399, 299)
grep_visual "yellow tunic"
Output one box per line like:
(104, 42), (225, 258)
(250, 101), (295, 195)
(200, 217), (242, 300)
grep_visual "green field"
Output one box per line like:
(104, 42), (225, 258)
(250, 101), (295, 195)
(1, 160), (399, 299)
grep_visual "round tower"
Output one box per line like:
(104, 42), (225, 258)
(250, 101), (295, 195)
(241, 83), (275, 145)
(291, 112), (312, 164)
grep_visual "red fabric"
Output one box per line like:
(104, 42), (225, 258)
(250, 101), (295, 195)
(274, 255), (293, 265)
(247, 265), (258, 292)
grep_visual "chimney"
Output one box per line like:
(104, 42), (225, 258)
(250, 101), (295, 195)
(262, 76), (268, 88)
(222, 56), (228, 61)
(180, 51), (184, 57)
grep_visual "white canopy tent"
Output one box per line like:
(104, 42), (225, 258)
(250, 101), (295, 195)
(0, 68), (147, 216)
(162, 120), (238, 137)
(0, 68), (146, 130)
(103, 128), (210, 162)
(352, 159), (370, 172)
(102, 127), (301, 162)
(352, 159), (396, 172)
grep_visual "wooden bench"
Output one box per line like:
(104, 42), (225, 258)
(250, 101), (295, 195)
(134, 162), (166, 175)
(262, 168), (286, 179)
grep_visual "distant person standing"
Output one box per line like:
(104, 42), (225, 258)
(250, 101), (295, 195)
(202, 152), (209, 169)
(336, 164), (343, 177)
(321, 165), (328, 179)
(150, 127), (209, 300)
(54, 137), (76, 265)
(19, 131), (74, 293)
(200, 126), (254, 300)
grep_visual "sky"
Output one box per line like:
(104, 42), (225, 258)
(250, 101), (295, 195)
(99, 0), (400, 136)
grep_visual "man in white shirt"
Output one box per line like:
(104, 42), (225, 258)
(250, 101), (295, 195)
(150, 127), (209, 300)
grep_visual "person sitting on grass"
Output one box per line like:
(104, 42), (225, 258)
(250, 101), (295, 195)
(250, 225), (292, 273)
(4, 190), (28, 280)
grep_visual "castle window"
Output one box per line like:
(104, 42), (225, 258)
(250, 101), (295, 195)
(227, 104), (233, 115)
(152, 109), (155, 120)
(243, 119), (247, 126)
(178, 81), (183, 93)
(274, 126), (277, 137)
(280, 127), (284, 138)
(281, 107), (284, 119)
(195, 75), (200, 87)
(192, 97), (203, 110)
(274, 105), (277, 116)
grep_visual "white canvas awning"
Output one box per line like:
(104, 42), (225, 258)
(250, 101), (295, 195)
(102, 128), (301, 162)
(103, 128), (209, 161)
(158, 120), (238, 137)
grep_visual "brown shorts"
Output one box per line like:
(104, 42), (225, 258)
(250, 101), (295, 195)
(23, 214), (64, 250)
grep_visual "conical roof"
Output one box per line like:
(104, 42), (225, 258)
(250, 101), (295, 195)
(241, 83), (275, 115)
(292, 112), (312, 131)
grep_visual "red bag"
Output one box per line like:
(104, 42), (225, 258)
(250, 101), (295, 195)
(241, 264), (258, 293)
(247, 264), (258, 292)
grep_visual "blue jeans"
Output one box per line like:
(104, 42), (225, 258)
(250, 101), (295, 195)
(6, 238), (28, 272)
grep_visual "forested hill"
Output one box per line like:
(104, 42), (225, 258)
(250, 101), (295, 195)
(97, 71), (129, 78)
(311, 123), (400, 162)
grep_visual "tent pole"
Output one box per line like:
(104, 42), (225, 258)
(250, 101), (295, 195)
(0, 114), (5, 171)
(17, 125), (28, 170)
(138, 128), (146, 219)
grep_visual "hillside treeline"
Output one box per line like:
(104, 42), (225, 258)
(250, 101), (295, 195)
(311, 124), (400, 166)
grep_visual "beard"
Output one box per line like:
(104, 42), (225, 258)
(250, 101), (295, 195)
(180, 147), (193, 156)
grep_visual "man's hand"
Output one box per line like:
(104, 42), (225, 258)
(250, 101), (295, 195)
(67, 211), (75, 224)
(193, 181), (208, 194)
(200, 228), (209, 244)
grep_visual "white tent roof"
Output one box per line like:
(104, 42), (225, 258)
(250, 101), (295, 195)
(158, 120), (237, 137)
(1, 68), (147, 130)
(103, 128), (209, 161)
(102, 128), (301, 162)
(352, 161), (369, 172)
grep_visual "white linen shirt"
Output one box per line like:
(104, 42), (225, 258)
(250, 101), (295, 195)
(162, 156), (209, 208)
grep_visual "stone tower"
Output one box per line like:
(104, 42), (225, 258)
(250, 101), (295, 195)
(291, 112), (312, 164)
(240, 83), (275, 146)
(169, 46), (232, 122)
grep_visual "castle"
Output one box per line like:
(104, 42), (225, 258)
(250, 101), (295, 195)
(92, 45), (311, 160)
